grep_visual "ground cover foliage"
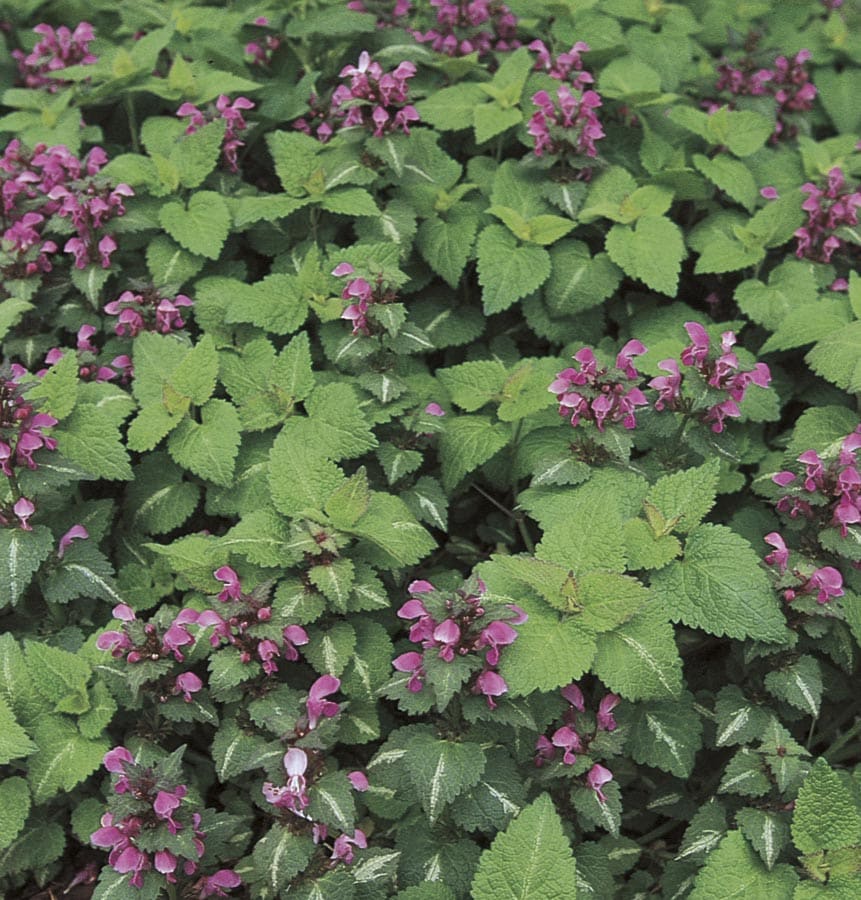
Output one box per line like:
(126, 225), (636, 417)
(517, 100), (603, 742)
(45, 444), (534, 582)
(0, 0), (860, 896)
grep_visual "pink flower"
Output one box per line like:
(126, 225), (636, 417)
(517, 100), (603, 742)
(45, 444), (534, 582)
(763, 533), (789, 572)
(809, 566), (844, 604)
(103, 746), (134, 774)
(393, 651), (425, 692)
(475, 619), (518, 666)
(551, 725), (582, 765)
(561, 683), (585, 711)
(174, 672), (203, 702)
(474, 669), (508, 709)
(13, 497), (35, 530)
(330, 829), (367, 865)
(425, 402), (445, 416)
(214, 565), (242, 601)
(597, 694), (620, 731)
(586, 763), (613, 803)
(282, 624), (309, 661)
(196, 869), (242, 898)
(263, 748), (310, 814)
(432, 618), (461, 661)
(306, 675), (340, 729)
(58, 524), (88, 559)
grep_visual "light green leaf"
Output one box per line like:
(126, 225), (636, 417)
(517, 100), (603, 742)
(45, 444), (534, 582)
(439, 415), (509, 491)
(605, 215), (686, 296)
(471, 794), (577, 900)
(437, 360), (507, 412)
(348, 492), (436, 567)
(168, 333), (218, 405)
(737, 808), (790, 871)
(689, 831), (797, 899)
(792, 758), (861, 855)
(0, 696), (35, 765)
(27, 717), (108, 802)
(159, 190), (231, 259)
(806, 322), (861, 392)
(545, 240), (622, 315)
(168, 399), (241, 486)
(0, 778), (29, 850)
(651, 525), (789, 642)
(56, 408), (133, 480)
(476, 225), (552, 314)
(25, 351), (78, 420)
(252, 826), (315, 895)
(417, 206), (480, 288)
(592, 607), (683, 701)
(645, 458), (720, 534)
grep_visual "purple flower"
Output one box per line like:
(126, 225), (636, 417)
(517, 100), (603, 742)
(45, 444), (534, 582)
(196, 870), (242, 898)
(214, 565), (242, 601)
(596, 693), (620, 731)
(475, 619), (518, 666)
(282, 624), (309, 661)
(474, 669), (508, 709)
(763, 533), (789, 573)
(103, 746), (134, 774)
(306, 675), (340, 729)
(534, 734), (556, 767)
(58, 524), (88, 559)
(393, 651), (426, 692)
(551, 725), (582, 765)
(330, 829), (368, 865)
(174, 672), (204, 702)
(586, 763), (613, 803)
(432, 618), (461, 661)
(153, 786), (187, 834)
(425, 402), (446, 416)
(809, 566), (844, 604)
(561, 683), (586, 711)
(263, 748), (310, 814)
(348, 771), (369, 791)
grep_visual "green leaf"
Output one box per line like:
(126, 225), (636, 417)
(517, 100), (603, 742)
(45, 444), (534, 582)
(127, 453), (199, 535)
(622, 692), (703, 777)
(0, 822), (65, 879)
(710, 108), (774, 157)
(471, 794), (577, 900)
(764, 655), (822, 717)
(270, 420), (345, 516)
(251, 826), (315, 895)
(474, 104), (522, 143)
(535, 483), (627, 574)
(499, 599), (596, 695)
(417, 83), (488, 132)
(476, 225), (552, 314)
(168, 399), (241, 486)
(713, 685), (773, 748)
(348, 492), (436, 567)
(325, 470), (371, 529)
(623, 518), (681, 570)
(218, 508), (295, 567)
(25, 351), (78, 420)
(572, 778), (622, 837)
(689, 831), (797, 899)
(275, 332), (315, 403)
(439, 415), (509, 491)
(404, 732), (486, 823)
(719, 748), (772, 797)
(645, 459), (720, 534)
(737, 808), (790, 871)
(25, 640), (90, 708)
(307, 771), (356, 832)
(78, 681), (118, 739)
(545, 240), (622, 315)
(651, 525), (789, 642)
(0, 526), (53, 607)
(806, 322), (861, 392)
(438, 360), (508, 412)
(816, 69), (861, 134)
(0, 778), (29, 851)
(146, 235), (205, 288)
(605, 215), (686, 296)
(451, 747), (526, 834)
(0, 298), (31, 342)
(417, 206), (480, 288)
(599, 56), (662, 98)
(172, 118), (225, 188)
(693, 154), (758, 212)
(792, 758), (861, 855)
(225, 274), (307, 335)
(168, 334), (218, 405)
(676, 801), (727, 864)
(56, 407), (132, 480)
(159, 190), (231, 259)
(592, 607), (683, 701)
(304, 620), (356, 676)
(27, 717), (107, 802)
(0, 696), (35, 764)
(320, 186), (379, 216)
(211, 719), (278, 781)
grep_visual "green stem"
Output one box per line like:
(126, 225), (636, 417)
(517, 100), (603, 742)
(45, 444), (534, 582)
(823, 717), (861, 762)
(125, 95), (140, 154)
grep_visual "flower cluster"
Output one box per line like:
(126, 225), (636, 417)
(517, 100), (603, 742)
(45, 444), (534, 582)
(177, 96), (255, 173)
(529, 39), (592, 89)
(91, 747), (240, 894)
(792, 166), (861, 264)
(650, 323), (771, 432)
(0, 364), (57, 530)
(347, 0), (412, 27)
(394, 577), (527, 709)
(763, 534), (845, 604)
(714, 48), (816, 140)
(12, 22), (97, 91)
(262, 745), (369, 866)
(41, 324), (131, 384)
(528, 85), (605, 164)
(535, 683), (619, 765)
(771, 425), (861, 536)
(0, 141), (131, 277)
(548, 341), (648, 432)
(201, 566), (310, 675)
(244, 16), (281, 66)
(413, 0), (519, 57)
(104, 287), (193, 337)
(331, 261), (400, 334)
(534, 684), (617, 802)
(329, 52), (419, 139)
